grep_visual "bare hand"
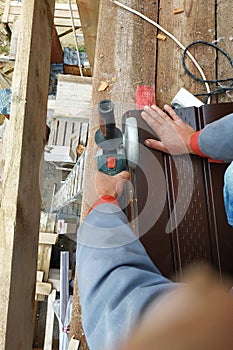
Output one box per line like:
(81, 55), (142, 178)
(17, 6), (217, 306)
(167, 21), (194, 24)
(95, 171), (130, 199)
(141, 104), (196, 155)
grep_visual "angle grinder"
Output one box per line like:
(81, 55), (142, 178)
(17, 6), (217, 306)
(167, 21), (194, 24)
(95, 99), (139, 175)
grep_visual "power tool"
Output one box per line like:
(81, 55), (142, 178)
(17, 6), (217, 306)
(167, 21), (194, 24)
(95, 99), (139, 176)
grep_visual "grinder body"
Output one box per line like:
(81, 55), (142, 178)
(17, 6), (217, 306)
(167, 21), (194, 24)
(95, 100), (127, 176)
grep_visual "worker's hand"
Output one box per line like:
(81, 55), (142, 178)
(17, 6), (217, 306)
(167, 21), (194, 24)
(141, 104), (196, 155)
(95, 170), (130, 199)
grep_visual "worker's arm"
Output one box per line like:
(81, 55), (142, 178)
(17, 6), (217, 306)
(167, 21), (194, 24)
(76, 172), (175, 350)
(141, 104), (233, 162)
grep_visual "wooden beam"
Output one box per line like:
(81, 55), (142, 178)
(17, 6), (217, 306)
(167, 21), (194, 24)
(71, 1), (159, 348)
(68, 337), (80, 350)
(51, 25), (63, 64)
(43, 289), (56, 350)
(80, 0), (159, 219)
(76, 0), (100, 73)
(37, 213), (57, 282)
(39, 232), (58, 245)
(156, 0), (216, 107)
(1, 0), (11, 23)
(217, 1), (233, 103)
(37, 271), (44, 282)
(35, 282), (52, 296)
(0, 1), (55, 349)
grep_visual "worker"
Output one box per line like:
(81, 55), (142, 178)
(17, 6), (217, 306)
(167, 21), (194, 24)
(76, 105), (233, 350)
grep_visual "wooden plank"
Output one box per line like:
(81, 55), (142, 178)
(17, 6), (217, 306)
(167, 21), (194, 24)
(48, 119), (58, 145)
(80, 1), (159, 220)
(55, 75), (92, 119)
(79, 122), (88, 146)
(1, 0), (11, 23)
(43, 289), (56, 350)
(51, 25), (63, 64)
(0, 138), (4, 194)
(37, 213), (56, 282)
(5, 2), (81, 28)
(56, 120), (66, 145)
(64, 121), (74, 147)
(156, 0), (216, 107)
(54, 17), (81, 28)
(76, 0), (100, 73)
(8, 13), (81, 28)
(37, 271), (44, 282)
(37, 213), (50, 300)
(36, 282), (52, 296)
(70, 2), (159, 349)
(217, 0), (233, 103)
(0, 1), (55, 349)
(44, 145), (76, 163)
(71, 121), (81, 156)
(39, 232), (58, 245)
(54, 8), (79, 19)
(68, 337), (80, 350)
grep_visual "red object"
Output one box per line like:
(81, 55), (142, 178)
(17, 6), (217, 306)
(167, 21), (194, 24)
(107, 156), (116, 169)
(87, 195), (119, 215)
(190, 131), (223, 163)
(136, 85), (156, 110)
(190, 131), (207, 157)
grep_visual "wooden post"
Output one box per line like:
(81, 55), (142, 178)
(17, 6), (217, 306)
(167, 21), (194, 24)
(217, 1), (233, 103)
(43, 289), (56, 350)
(0, 0), (55, 349)
(76, 0), (100, 73)
(71, 1), (159, 348)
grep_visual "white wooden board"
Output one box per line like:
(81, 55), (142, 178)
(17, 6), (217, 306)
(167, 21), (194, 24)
(44, 145), (76, 163)
(55, 75), (92, 119)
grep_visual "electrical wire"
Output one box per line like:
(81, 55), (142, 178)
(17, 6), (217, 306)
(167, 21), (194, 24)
(182, 40), (233, 103)
(68, 0), (83, 77)
(111, 0), (211, 103)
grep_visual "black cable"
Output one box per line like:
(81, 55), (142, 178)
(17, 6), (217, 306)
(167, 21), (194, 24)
(182, 40), (233, 103)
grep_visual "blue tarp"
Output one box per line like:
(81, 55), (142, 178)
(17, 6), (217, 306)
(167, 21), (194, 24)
(0, 89), (11, 115)
(63, 47), (89, 67)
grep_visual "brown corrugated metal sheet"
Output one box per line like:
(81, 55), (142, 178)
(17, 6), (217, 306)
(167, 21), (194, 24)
(124, 103), (233, 281)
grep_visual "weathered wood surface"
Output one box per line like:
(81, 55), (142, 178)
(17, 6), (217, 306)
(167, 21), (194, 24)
(55, 75), (92, 119)
(37, 213), (57, 284)
(81, 0), (159, 221)
(71, 0), (233, 349)
(2, 1), (81, 28)
(156, 0), (216, 107)
(71, 1), (159, 348)
(43, 289), (56, 350)
(0, 1), (55, 349)
(76, 0), (100, 73)
(217, 0), (233, 103)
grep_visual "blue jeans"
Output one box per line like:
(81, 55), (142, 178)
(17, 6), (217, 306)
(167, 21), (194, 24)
(224, 161), (233, 226)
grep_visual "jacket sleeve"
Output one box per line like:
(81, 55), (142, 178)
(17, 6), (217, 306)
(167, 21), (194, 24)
(191, 113), (233, 162)
(76, 203), (175, 350)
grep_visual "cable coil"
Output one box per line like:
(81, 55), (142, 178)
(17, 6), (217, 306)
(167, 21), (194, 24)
(182, 40), (233, 102)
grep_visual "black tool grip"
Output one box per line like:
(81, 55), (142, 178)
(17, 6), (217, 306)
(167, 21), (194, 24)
(98, 100), (116, 139)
